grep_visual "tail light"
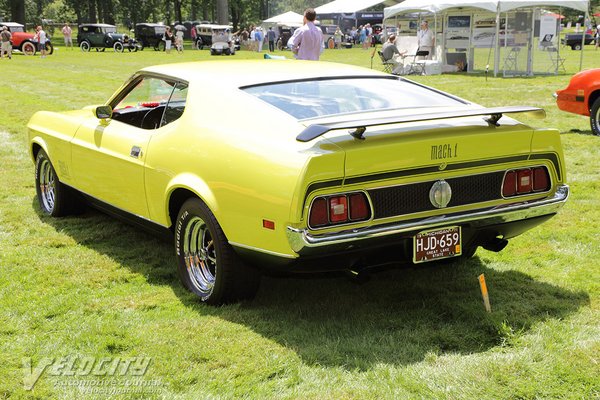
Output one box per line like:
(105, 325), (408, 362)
(502, 166), (550, 198)
(309, 192), (371, 229)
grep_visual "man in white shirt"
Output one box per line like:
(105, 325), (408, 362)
(417, 20), (434, 60)
(287, 8), (323, 61)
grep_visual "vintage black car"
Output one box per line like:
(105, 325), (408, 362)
(78, 23), (140, 52)
(561, 33), (594, 50)
(135, 23), (167, 51)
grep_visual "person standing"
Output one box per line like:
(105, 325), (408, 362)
(255, 27), (264, 52)
(417, 20), (434, 59)
(62, 23), (73, 49)
(35, 26), (48, 58)
(175, 28), (184, 53)
(287, 8), (324, 61)
(191, 25), (197, 49)
(1, 26), (12, 59)
(267, 27), (276, 52)
(164, 27), (173, 53)
(334, 27), (342, 49)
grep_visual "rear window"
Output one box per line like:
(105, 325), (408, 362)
(243, 77), (466, 120)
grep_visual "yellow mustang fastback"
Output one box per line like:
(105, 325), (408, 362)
(28, 61), (569, 304)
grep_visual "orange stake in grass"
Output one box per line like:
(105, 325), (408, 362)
(478, 274), (492, 313)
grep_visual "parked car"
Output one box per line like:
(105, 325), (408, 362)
(78, 23), (140, 52)
(555, 68), (600, 135)
(0, 22), (54, 55)
(560, 33), (594, 50)
(194, 24), (233, 49)
(28, 61), (569, 304)
(135, 22), (166, 51)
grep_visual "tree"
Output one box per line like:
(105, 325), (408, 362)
(9, 0), (25, 24)
(216, 0), (227, 24)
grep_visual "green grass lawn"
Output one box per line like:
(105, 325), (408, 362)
(1, 44), (599, 399)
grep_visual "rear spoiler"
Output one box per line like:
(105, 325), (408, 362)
(296, 106), (545, 142)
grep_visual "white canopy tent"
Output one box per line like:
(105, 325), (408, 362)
(263, 11), (304, 25)
(384, 0), (590, 75)
(316, 0), (397, 14)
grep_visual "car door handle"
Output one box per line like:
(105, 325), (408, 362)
(130, 146), (142, 158)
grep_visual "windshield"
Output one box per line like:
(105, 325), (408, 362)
(243, 77), (467, 120)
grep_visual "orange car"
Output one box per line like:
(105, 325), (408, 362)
(555, 68), (600, 136)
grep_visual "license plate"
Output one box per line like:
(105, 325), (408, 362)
(413, 226), (462, 263)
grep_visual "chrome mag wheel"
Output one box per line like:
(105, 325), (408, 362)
(38, 157), (56, 213)
(183, 215), (217, 296)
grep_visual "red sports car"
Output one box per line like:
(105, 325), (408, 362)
(555, 68), (600, 136)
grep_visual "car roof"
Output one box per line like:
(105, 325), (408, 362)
(196, 24), (233, 29)
(141, 60), (387, 88)
(0, 22), (24, 27)
(136, 22), (165, 27)
(79, 23), (116, 28)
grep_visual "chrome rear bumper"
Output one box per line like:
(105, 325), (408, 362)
(286, 184), (569, 254)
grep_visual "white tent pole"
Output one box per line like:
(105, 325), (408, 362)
(494, 4), (501, 76)
(580, 10), (588, 71)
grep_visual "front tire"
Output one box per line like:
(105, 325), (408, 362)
(590, 98), (600, 136)
(46, 42), (54, 55)
(35, 150), (80, 217)
(22, 41), (36, 55)
(175, 198), (260, 304)
(113, 41), (124, 52)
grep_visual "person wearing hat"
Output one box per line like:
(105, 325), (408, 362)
(1, 26), (12, 59)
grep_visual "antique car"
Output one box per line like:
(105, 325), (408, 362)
(28, 61), (569, 304)
(555, 68), (600, 135)
(0, 22), (54, 55)
(134, 22), (167, 51)
(194, 23), (238, 50)
(560, 33), (594, 50)
(78, 23), (140, 52)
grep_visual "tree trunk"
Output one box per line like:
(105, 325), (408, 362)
(216, 0), (228, 25)
(9, 0), (26, 25)
(88, 0), (97, 22)
(174, 0), (184, 24)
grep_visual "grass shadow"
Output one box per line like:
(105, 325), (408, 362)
(37, 200), (590, 370)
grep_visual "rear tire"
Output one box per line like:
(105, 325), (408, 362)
(35, 150), (81, 217)
(590, 98), (600, 136)
(175, 198), (261, 304)
(80, 41), (90, 52)
(46, 42), (54, 55)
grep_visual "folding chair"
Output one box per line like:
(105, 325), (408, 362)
(378, 50), (395, 74)
(546, 46), (566, 74)
(408, 50), (429, 75)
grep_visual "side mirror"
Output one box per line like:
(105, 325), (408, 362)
(95, 105), (113, 120)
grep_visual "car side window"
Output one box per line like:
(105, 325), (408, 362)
(162, 82), (188, 126)
(111, 76), (187, 130)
